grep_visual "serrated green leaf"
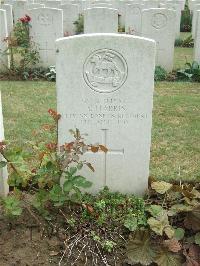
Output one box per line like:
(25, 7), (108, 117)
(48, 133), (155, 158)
(147, 213), (169, 236)
(174, 228), (185, 240)
(126, 230), (155, 266)
(69, 167), (77, 175)
(73, 175), (92, 188)
(0, 161), (7, 168)
(154, 247), (183, 266)
(63, 180), (73, 192)
(170, 204), (193, 213)
(164, 226), (175, 239)
(124, 217), (138, 232)
(146, 205), (165, 218)
(195, 232), (200, 246)
(77, 162), (83, 170)
(151, 181), (172, 194)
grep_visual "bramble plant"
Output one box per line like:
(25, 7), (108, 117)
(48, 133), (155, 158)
(0, 111), (199, 264)
(14, 15), (31, 48)
(0, 109), (107, 215)
(0, 15), (39, 79)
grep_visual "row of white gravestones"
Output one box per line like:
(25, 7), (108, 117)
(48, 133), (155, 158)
(56, 33), (156, 194)
(7, 0), (185, 25)
(0, 9), (10, 73)
(0, 92), (9, 197)
(7, 1), (79, 36)
(83, 6), (176, 71)
(28, 8), (63, 67)
(125, 2), (181, 37)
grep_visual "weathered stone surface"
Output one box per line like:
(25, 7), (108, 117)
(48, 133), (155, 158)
(141, 8), (176, 71)
(125, 3), (144, 35)
(60, 3), (79, 36)
(0, 9), (9, 72)
(0, 92), (9, 197)
(0, 4), (13, 35)
(29, 7), (63, 67)
(84, 7), (118, 33)
(56, 34), (156, 195)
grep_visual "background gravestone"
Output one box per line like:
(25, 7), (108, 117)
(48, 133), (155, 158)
(194, 10), (200, 63)
(29, 7), (63, 67)
(192, 3), (200, 38)
(84, 7), (118, 33)
(141, 8), (176, 72)
(160, 2), (182, 38)
(125, 3), (144, 35)
(13, 0), (27, 22)
(56, 33), (156, 195)
(60, 3), (79, 36)
(45, 0), (62, 8)
(0, 9), (9, 73)
(0, 4), (13, 35)
(0, 92), (9, 197)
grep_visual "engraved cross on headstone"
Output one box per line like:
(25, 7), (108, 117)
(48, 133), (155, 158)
(39, 41), (53, 64)
(94, 129), (124, 185)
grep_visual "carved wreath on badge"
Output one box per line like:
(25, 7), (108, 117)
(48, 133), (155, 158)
(83, 49), (128, 93)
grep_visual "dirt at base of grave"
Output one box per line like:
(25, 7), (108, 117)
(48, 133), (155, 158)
(0, 206), (128, 266)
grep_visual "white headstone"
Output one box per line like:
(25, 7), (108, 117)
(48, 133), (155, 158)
(84, 7), (118, 33)
(0, 92), (9, 197)
(3, 0), (14, 6)
(125, 3), (144, 35)
(26, 3), (45, 10)
(141, 8), (176, 71)
(189, 0), (200, 10)
(192, 3), (200, 37)
(160, 3), (181, 38)
(142, 0), (159, 9)
(56, 33), (156, 195)
(0, 9), (10, 72)
(91, 2), (113, 8)
(13, 0), (27, 22)
(0, 4), (13, 35)
(46, 0), (62, 8)
(118, 0), (126, 28)
(60, 3), (79, 36)
(194, 11), (200, 63)
(29, 7), (63, 67)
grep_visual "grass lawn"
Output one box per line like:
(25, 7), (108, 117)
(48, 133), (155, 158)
(174, 47), (193, 70)
(0, 81), (199, 182)
(174, 32), (193, 70)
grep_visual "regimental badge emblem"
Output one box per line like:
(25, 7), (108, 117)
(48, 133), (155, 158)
(151, 13), (167, 29)
(83, 49), (128, 93)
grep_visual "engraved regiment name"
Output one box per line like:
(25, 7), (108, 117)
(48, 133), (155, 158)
(83, 49), (128, 93)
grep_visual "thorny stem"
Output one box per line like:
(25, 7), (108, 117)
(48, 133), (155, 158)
(1, 151), (20, 176)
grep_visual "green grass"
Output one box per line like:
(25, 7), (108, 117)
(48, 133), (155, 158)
(174, 47), (193, 70)
(152, 82), (200, 181)
(174, 32), (193, 70)
(0, 81), (199, 182)
(180, 32), (191, 40)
